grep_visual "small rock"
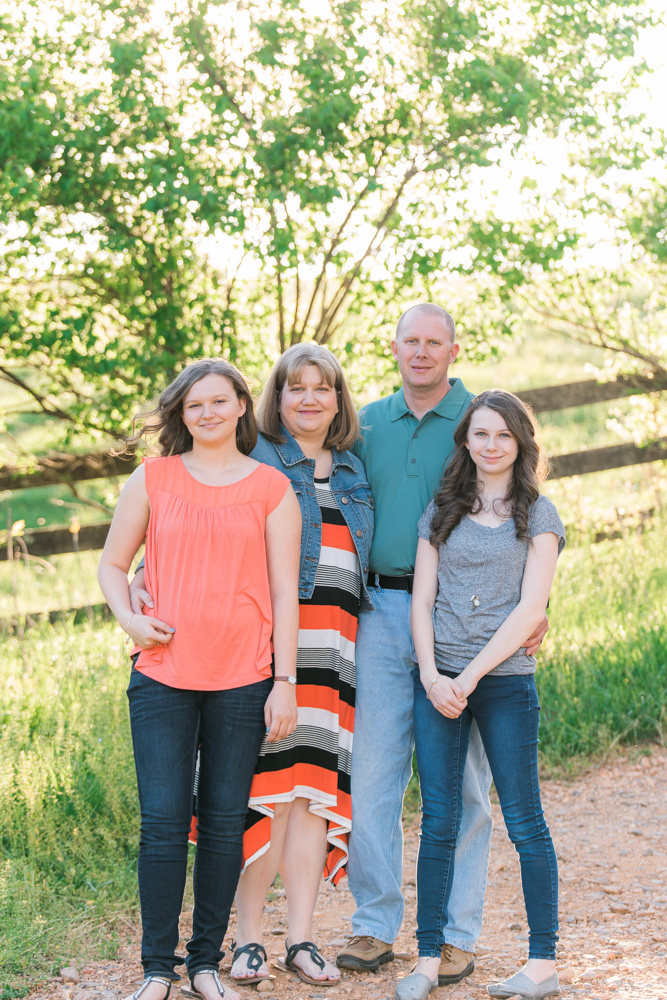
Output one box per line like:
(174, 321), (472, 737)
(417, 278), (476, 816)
(394, 952), (413, 960)
(61, 969), (80, 984)
(256, 982), (273, 994)
(558, 967), (575, 984)
(629, 829), (643, 836)
(609, 903), (631, 914)
(509, 922), (521, 931)
(652, 932), (666, 942)
(605, 976), (622, 986)
(642, 848), (655, 856)
(270, 928), (285, 935)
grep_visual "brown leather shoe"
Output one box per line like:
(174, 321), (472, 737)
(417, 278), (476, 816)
(438, 943), (475, 985)
(336, 936), (394, 971)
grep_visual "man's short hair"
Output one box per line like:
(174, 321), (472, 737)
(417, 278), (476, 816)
(395, 303), (456, 342)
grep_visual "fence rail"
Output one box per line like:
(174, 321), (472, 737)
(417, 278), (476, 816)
(2, 374), (667, 562)
(3, 436), (666, 561)
(2, 373), (666, 492)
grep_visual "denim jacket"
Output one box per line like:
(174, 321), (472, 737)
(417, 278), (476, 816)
(252, 428), (374, 611)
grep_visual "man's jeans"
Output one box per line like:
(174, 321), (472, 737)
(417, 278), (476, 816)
(127, 668), (271, 979)
(348, 587), (492, 949)
(413, 671), (558, 959)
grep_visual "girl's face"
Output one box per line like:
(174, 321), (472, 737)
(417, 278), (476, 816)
(279, 363), (339, 441)
(465, 406), (519, 477)
(181, 373), (246, 446)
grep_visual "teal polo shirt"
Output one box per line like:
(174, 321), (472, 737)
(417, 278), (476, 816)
(353, 378), (474, 576)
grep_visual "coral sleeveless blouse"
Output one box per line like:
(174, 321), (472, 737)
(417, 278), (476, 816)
(134, 455), (290, 691)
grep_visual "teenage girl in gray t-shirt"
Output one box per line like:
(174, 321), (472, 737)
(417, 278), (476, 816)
(397, 390), (565, 1000)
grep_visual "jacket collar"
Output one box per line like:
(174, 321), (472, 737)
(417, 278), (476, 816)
(271, 425), (356, 471)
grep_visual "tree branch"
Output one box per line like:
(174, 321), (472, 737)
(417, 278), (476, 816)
(0, 367), (75, 423)
(314, 162), (420, 342)
(298, 144), (389, 341)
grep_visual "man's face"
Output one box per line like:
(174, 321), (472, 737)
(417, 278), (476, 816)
(391, 315), (459, 394)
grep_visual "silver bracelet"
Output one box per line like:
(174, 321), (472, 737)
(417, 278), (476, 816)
(124, 612), (135, 632)
(427, 675), (440, 700)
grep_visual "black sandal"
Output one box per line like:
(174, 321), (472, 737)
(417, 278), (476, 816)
(230, 943), (274, 985)
(125, 977), (173, 1000)
(283, 941), (339, 987)
(181, 970), (227, 999)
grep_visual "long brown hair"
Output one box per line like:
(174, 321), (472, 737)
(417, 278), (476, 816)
(122, 359), (258, 456)
(429, 389), (548, 546)
(258, 343), (359, 450)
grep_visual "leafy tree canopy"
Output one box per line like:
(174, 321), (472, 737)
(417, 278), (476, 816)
(0, 0), (656, 439)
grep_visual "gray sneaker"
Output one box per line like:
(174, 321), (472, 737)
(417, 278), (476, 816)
(488, 970), (560, 999)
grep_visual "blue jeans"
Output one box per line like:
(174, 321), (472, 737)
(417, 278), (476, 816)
(127, 668), (271, 979)
(348, 587), (492, 948)
(413, 671), (558, 959)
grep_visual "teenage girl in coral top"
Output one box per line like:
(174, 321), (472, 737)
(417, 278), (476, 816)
(98, 359), (301, 1000)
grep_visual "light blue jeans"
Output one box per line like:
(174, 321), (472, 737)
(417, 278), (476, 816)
(348, 586), (493, 950)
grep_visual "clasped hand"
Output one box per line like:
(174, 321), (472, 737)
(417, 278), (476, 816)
(428, 674), (468, 718)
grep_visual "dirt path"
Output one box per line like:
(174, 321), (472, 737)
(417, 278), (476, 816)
(37, 750), (667, 1000)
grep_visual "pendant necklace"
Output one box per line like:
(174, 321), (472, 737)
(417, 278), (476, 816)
(466, 518), (489, 611)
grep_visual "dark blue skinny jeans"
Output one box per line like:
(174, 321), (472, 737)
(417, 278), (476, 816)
(127, 667), (271, 980)
(413, 671), (558, 959)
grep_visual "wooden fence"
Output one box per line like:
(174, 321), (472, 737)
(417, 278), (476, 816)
(2, 373), (667, 563)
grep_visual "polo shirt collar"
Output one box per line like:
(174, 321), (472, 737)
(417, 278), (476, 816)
(389, 378), (467, 422)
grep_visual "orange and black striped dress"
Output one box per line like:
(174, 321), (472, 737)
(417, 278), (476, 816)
(243, 476), (361, 886)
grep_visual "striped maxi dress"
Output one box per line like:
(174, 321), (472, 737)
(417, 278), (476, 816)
(242, 476), (361, 886)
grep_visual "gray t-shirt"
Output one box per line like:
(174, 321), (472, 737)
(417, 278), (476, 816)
(417, 495), (566, 676)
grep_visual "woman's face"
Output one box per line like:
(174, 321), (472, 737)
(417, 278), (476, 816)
(279, 364), (339, 442)
(181, 373), (246, 446)
(465, 406), (519, 477)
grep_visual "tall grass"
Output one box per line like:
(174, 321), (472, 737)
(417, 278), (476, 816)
(537, 516), (667, 765)
(0, 619), (139, 993)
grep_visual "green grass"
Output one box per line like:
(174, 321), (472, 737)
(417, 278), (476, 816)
(0, 618), (141, 993)
(537, 515), (667, 765)
(0, 550), (105, 619)
(2, 513), (666, 991)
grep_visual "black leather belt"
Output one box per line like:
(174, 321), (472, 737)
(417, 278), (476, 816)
(366, 573), (414, 594)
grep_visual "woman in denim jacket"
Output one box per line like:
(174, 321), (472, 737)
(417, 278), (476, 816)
(230, 344), (374, 989)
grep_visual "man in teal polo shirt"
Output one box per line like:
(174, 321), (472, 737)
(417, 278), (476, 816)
(337, 303), (546, 985)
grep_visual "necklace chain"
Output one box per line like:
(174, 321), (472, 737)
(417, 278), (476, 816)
(466, 518), (489, 611)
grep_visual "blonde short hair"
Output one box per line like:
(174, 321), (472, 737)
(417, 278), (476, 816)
(258, 344), (359, 451)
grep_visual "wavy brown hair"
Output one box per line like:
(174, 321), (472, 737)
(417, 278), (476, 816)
(429, 389), (548, 546)
(121, 359), (258, 457)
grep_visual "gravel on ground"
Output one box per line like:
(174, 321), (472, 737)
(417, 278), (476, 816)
(33, 749), (667, 1000)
